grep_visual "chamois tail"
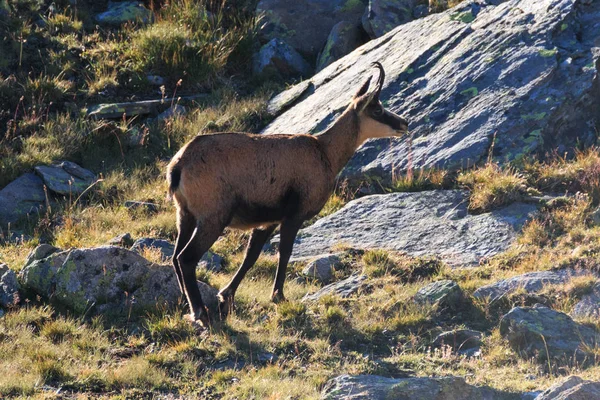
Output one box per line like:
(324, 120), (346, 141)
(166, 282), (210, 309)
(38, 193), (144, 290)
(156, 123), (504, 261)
(167, 166), (181, 200)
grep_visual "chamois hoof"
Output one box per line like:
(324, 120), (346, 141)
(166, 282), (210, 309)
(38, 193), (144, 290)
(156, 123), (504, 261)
(271, 290), (286, 304)
(217, 292), (234, 319)
(184, 311), (210, 332)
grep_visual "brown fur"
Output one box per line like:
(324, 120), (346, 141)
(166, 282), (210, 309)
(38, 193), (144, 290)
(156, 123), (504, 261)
(166, 63), (408, 327)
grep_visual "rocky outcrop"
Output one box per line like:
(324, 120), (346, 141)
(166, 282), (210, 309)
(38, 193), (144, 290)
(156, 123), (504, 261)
(19, 246), (219, 315)
(535, 376), (600, 400)
(321, 374), (505, 399)
(276, 190), (535, 266)
(263, 0), (600, 186)
(432, 329), (482, 356)
(253, 39), (313, 78)
(473, 270), (580, 303)
(95, 1), (153, 26)
(256, 0), (367, 61)
(499, 304), (599, 365)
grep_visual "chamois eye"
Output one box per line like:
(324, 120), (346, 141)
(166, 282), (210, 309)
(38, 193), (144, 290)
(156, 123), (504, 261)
(373, 106), (384, 116)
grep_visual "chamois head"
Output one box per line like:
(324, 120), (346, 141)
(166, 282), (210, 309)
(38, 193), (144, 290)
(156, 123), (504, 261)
(352, 62), (409, 145)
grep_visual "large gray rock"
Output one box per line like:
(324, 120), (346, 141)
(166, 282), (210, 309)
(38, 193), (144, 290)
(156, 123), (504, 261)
(0, 173), (46, 226)
(303, 274), (366, 302)
(256, 0), (366, 60)
(473, 270), (580, 303)
(0, 264), (19, 307)
(321, 374), (504, 399)
(95, 1), (153, 26)
(34, 161), (95, 196)
(499, 304), (599, 364)
(277, 190), (535, 266)
(19, 246), (219, 315)
(317, 21), (364, 72)
(253, 39), (313, 78)
(263, 0), (600, 186)
(362, 0), (417, 39)
(535, 376), (600, 400)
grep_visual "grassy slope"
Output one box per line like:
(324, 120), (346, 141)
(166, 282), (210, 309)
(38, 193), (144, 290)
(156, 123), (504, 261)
(2, 0), (600, 398)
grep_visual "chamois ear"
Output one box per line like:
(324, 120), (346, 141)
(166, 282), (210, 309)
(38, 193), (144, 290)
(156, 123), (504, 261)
(354, 76), (372, 99)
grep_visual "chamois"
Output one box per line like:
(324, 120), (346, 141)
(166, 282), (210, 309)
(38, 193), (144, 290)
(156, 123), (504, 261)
(167, 62), (408, 327)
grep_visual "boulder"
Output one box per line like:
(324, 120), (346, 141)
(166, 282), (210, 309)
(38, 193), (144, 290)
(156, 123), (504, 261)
(535, 376), (600, 400)
(256, 0), (366, 60)
(432, 329), (482, 356)
(317, 21), (364, 72)
(263, 0), (600, 186)
(19, 246), (220, 315)
(499, 304), (599, 365)
(95, 1), (153, 26)
(275, 190), (535, 266)
(0, 263), (19, 307)
(571, 283), (600, 319)
(302, 253), (344, 283)
(253, 39), (313, 78)
(321, 374), (502, 399)
(34, 161), (96, 196)
(362, 0), (417, 39)
(303, 274), (366, 302)
(414, 279), (462, 308)
(473, 270), (580, 303)
(0, 173), (46, 226)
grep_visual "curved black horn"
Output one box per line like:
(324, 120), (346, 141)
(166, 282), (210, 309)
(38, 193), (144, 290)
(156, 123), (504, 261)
(371, 61), (385, 100)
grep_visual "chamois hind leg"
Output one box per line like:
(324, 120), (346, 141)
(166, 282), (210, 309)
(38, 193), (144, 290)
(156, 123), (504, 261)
(177, 218), (224, 328)
(172, 209), (195, 293)
(218, 224), (277, 317)
(272, 219), (303, 303)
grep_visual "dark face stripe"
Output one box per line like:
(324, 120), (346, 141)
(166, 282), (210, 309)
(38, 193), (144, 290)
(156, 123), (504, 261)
(371, 108), (408, 131)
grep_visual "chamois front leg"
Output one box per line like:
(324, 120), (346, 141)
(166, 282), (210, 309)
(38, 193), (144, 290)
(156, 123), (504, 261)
(172, 209), (196, 292)
(177, 219), (223, 328)
(272, 219), (303, 303)
(218, 224), (277, 317)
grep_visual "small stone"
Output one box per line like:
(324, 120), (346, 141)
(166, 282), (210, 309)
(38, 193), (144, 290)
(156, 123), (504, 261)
(432, 329), (482, 355)
(157, 105), (186, 121)
(198, 251), (224, 272)
(24, 244), (59, 268)
(108, 233), (134, 248)
(414, 280), (462, 308)
(124, 201), (159, 214)
(301, 253), (343, 283)
(147, 75), (164, 86)
(253, 38), (313, 78)
(0, 263), (19, 307)
(130, 238), (174, 260)
(96, 1), (154, 26)
(302, 274), (366, 302)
